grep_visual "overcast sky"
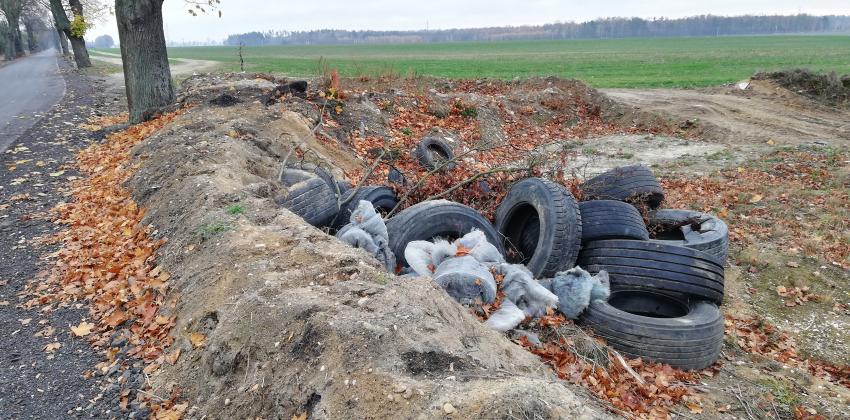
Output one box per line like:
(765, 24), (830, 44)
(89, 0), (849, 44)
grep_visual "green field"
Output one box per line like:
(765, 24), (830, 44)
(95, 35), (850, 88)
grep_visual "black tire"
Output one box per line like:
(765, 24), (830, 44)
(579, 200), (650, 243)
(386, 200), (504, 270)
(331, 185), (398, 230)
(281, 162), (336, 192)
(580, 165), (665, 209)
(648, 209), (729, 262)
(495, 178), (582, 278)
(414, 136), (455, 170)
(578, 239), (725, 304)
(276, 177), (339, 227)
(579, 290), (723, 370)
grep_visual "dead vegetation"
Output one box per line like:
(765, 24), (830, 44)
(753, 69), (850, 107)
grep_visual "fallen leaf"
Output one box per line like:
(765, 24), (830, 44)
(43, 342), (62, 353)
(166, 349), (181, 365)
(786, 261), (800, 268)
(49, 170), (65, 177)
(749, 194), (763, 204)
(189, 332), (206, 347)
(71, 321), (95, 337)
(291, 414), (307, 420)
(686, 402), (703, 414)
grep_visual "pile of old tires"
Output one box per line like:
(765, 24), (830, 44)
(276, 159), (727, 370)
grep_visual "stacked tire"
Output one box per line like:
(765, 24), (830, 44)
(575, 165), (728, 371)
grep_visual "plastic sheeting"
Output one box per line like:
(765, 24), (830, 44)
(336, 200), (395, 271)
(551, 267), (610, 320)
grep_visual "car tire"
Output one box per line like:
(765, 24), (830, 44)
(386, 200), (504, 270)
(414, 136), (455, 170)
(495, 177), (582, 278)
(578, 239), (725, 304)
(580, 165), (665, 209)
(580, 200), (650, 243)
(331, 185), (398, 230)
(648, 209), (729, 262)
(579, 289), (723, 370)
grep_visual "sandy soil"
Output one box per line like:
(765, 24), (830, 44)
(603, 79), (850, 161)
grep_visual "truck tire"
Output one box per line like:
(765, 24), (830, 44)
(495, 178), (582, 278)
(580, 200), (650, 243)
(648, 209), (729, 262)
(580, 165), (665, 209)
(578, 239), (725, 304)
(386, 200), (503, 270)
(276, 177), (339, 227)
(580, 289), (723, 370)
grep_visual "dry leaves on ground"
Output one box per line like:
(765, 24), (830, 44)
(726, 315), (850, 389)
(22, 111), (185, 416)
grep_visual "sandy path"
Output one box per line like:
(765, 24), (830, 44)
(90, 50), (220, 77)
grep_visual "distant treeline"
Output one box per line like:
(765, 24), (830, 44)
(224, 14), (850, 46)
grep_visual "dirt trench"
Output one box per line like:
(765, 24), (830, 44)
(124, 80), (605, 419)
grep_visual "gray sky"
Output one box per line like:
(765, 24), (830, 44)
(90, 0), (849, 44)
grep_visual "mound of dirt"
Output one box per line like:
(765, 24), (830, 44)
(753, 69), (850, 107)
(125, 78), (605, 418)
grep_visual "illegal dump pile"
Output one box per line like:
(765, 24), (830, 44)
(33, 72), (751, 419)
(172, 72), (725, 417)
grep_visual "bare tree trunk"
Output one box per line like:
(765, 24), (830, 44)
(115, 0), (174, 123)
(68, 35), (90, 66)
(57, 28), (70, 55)
(48, 0), (90, 67)
(24, 21), (37, 53)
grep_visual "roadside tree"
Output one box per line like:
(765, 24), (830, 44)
(116, 0), (220, 123)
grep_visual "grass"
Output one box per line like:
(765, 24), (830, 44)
(197, 221), (233, 241)
(226, 204), (246, 215)
(94, 35), (850, 88)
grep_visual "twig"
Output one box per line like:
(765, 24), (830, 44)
(422, 167), (529, 201)
(312, 100), (329, 134)
(137, 389), (166, 402)
(385, 147), (480, 218)
(613, 351), (646, 385)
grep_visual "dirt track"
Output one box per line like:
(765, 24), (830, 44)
(604, 79), (850, 158)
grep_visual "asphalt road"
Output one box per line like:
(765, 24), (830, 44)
(0, 49), (66, 154)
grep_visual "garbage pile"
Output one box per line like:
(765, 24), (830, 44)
(276, 144), (728, 370)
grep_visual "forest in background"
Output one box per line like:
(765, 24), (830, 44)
(223, 14), (850, 46)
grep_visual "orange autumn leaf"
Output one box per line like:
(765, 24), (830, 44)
(189, 332), (206, 348)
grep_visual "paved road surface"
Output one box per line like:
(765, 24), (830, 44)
(0, 50), (66, 154)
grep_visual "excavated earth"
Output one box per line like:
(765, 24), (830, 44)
(125, 76), (608, 419)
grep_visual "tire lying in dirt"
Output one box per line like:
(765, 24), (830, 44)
(580, 165), (665, 209)
(275, 176), (340, 227)
(331, 185), (399, 230)
(579, 289), (723, 370)
(579, 200), (650, 243)
(280, 162), (336, 193)
(495, 177), (582, 278)
(578, 239), (725, 304)
(414, 136), (455, 170)
(648, 209), (729, 262)
(386, 200), (504, 270)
